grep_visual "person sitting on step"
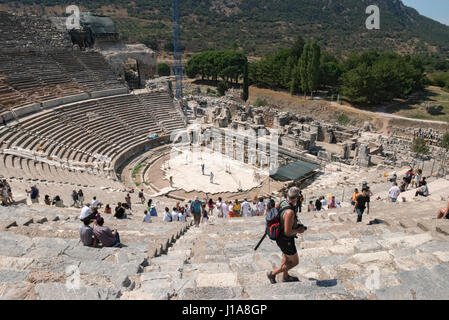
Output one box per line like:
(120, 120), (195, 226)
(436, 197), (449, 219)
(93, 217), (121, 248)
(79, 218), (95, 247)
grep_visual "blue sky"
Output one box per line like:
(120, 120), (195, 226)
(402, 0), (449, 26)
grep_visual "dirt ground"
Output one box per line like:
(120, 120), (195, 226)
(248, 86), (449, 132)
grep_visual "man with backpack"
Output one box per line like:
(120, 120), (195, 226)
(267, 187), (306, 284)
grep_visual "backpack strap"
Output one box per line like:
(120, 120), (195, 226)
(278, 200), (293, 236)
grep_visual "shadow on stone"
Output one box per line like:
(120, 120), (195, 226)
(368, 218), (385, 225)
(316, 279), (338, 287)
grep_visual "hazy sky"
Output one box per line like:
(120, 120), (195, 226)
(402, 0), (449, 26)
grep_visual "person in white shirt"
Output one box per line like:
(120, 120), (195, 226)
(241, 198), (251, 217)
(388, 182), (401, 203)
(257, 198), (266, 216)
(143, 210), (152, 223)
(251, 200), (258, 216)
(80, 204), (92, 221)
(163, 207), (172, 222)
(216, 197), (223, 217)
(320, 196), (327, 207)
(178, 208), (187, 222)
(185, 204), (191, 217)
(221, 201), (228, 218)
(171, 207), (179, 221)
(92, 196), (100, 209)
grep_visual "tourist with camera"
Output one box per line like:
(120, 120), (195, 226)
(267, 187), (307, 284)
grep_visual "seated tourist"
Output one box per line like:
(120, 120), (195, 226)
(44, 195), (51, 206)
(123, 203), (132, 216)
(92, 196), (101, 209)
(0, 184), (7, 206)
(171, 207), (179, 221)
(178, 208), (187, 222)
(388, 171), (397, 184)
(388, 182), (401, 203)
(185, 203), (191, 217)
(315, 198), (322, 211)
(163, 207), (172, 222)
(53, 195), (64, 207)
(104, 204), (112, 214)
(415, 180), (429, 197)
(93, 217), (121, 248)
(114, 202), (126, 219)
(307, 201), (315, 212)
(328, 196), (336, 209)
(80, 204), (94, 222)
(143, 210), (152, 223)
(149, 203), (158, 217)
(436, 197), (449, 219)
(418, 176), (427, 187)
(92, 208), (102, 222)
(320, 196), (327, 208)
(79, 218), (95, 247)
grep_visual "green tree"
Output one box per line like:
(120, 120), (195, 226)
(298, 41), (311, 93)
(441, 133), (449, 150)
(298, 41), (320, 94)
(340, 51), (425, 104)
(290, 36), (305, 61)
(411, 137), (429, 156)
(217, 80), (229, 96)
(157, 63), (170, 76)
(241, 61), (249, 101)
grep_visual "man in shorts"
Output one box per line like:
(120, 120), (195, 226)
(190, 196), (202, 227)
(267, 187), (306, 284)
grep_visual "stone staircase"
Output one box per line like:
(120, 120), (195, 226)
(123, 197), (449, 300)
(1, 194), (449, 300)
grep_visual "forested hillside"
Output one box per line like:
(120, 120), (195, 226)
(1, 0), (448, 57)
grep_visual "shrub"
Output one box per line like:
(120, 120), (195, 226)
(157, 63), (171, 76)
(411, 137), (429, 155)
(253, 97), (268, 107)
(337, 114), (350, 126)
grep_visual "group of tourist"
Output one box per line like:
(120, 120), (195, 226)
(70, 190), (85, 208)
(414, 128), (443, 145)
(0, 180), (13, 206)
(387, 168), (429, 202)
(307, 194), (338, 212)
(153, 195), (272, 227)
(79, 204), (120, 248)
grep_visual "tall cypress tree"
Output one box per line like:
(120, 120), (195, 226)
(241, 61), (249, 101)
(309, 40), (321, 93)
(299, 41), (311, 94)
